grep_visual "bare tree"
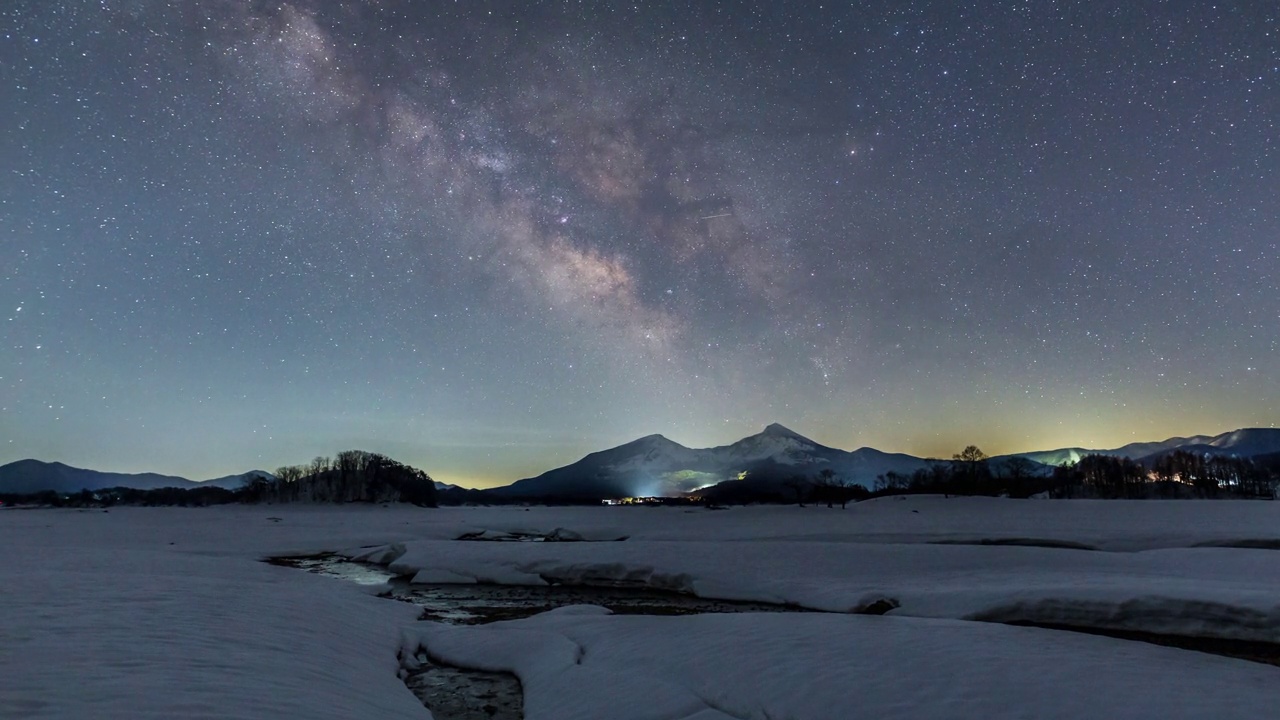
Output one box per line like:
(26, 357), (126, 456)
(996, 456), (1038, 494)
(814, 468), (860, 508)
(875, 471), (908, 494)
(814, 469), (837, 508)
(951, 445), (990, 494)
(308, 456), (330, 477)
(783, 475), (809, 506)
(953, 446), (988, 463)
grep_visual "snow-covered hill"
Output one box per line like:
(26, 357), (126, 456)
(1202, 428), (1280, 457)
(1000, 428), (1280, 467)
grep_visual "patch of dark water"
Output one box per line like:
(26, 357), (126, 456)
(269, 554), (524, 719)
(928, 537), (1099, 551)
(267, 553), (806, 720)
(266, 554), (398, 585)
(1005, 621), (1280, 668)
(269, 553), (804, 623)
(455, 527), (627, 542)
(393, 582), (802, 624)
(272, 553), (1280, 720)
(402, 650), (523, 720)
(1192, 539), (1280, 550)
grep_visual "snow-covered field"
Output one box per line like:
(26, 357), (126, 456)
(4, 497), (1280, 719)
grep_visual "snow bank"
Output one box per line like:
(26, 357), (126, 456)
(410, 608), (1280, 720)
(25, 496), (1272, 552)
(5, 500), (1280, 719)
(0, 512), (428, 720)
(385, 537), (1280, 641)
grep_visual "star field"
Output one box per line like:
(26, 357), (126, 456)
(2, 1), (1277, 486)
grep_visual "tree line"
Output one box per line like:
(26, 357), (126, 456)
(0, 450), (438, 508)
(869, 446), (1050, 498)
(1050, 450), (1277, 499)
(2, 485), (240, 508)
(254, 450), (437, 505)
(869, 447), (1280, 500)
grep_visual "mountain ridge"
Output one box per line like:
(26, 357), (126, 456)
(491, 423), (930, 500)
(5, 427), (1276, 499)
(492, 425), (1280, 500)
(0, 460), (273, 496)
(996, 428), (1280, 467)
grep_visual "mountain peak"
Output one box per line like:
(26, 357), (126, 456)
(762, 423), (805, 439)
(609, 433), (690, 455)
(631, 433), (677, 447)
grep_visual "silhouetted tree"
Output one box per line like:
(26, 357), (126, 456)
(996, 456), (1038, 488)
(875, 471), (908, 493)
(1076, 454), (1147, 498)
(783, 475), (809, 506)
(951, 446), (991, 494)
(813, 468), (861, 508)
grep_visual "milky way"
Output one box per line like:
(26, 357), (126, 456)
(2, 2), (1277, 485)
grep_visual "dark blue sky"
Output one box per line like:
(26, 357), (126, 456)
(2, 1), (1276, 486)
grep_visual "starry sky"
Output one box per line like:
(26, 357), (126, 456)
(2, 1), (1277, 487)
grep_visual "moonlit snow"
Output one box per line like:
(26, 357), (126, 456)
(4, 498), (1279, 719)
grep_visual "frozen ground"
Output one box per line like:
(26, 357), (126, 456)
(3, 497), (1280, 719)
(415, 606), (1280, 720)
(0, 537), (425, 720)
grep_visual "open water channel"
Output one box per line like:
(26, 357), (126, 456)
(268, 553), (806, 720)
(271, 548), (1280, 719)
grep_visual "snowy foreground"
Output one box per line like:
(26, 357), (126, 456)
(4, 497), (1280, 719)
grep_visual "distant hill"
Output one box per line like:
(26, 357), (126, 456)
(1196, 428), (1280, 458)
(1130, 430), (1280, 465)
(0, 460), (273, 495)
(200, 470), (276, 490)
(998, 428), (1280, 467)
(489, 423), (930, 500)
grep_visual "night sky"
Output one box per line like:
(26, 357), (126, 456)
(2, 1), (1277, 486)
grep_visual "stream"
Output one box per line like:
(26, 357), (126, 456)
(268, 553), (807, 720)
(270, 552), (1280, 719)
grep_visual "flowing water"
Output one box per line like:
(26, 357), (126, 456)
(268, 553), (808, 720)
(270, 552), (1280, 720)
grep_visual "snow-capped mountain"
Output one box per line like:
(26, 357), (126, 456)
(999, 428), (1280, 467)
(0, 460), (274, 495)
(488, 433), (716, 499)
(489, 424), (931, 500)
(491, 425), (1280, 500)
(706, 423), (822, 465)
(1200, 428), (1280, 457)
(1129, 428), (1280, 464)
